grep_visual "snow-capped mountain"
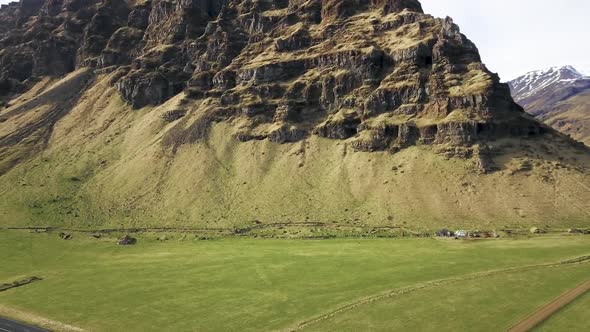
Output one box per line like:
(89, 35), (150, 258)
(509, 66), (590, 146)
(509, 66), (588, 108)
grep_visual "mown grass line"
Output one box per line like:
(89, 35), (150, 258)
(286, 254), (590, 331)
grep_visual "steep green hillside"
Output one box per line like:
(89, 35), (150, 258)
(1, 72), (589, 230)
(1, 0), (589, 231)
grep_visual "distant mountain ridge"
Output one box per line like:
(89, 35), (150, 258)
(510, 66), (590, 146)
(509, 66), (589, 113)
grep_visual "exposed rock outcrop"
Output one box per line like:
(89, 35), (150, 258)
(0, 0), (553, 156)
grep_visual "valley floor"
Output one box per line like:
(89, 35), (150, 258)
(0, 230), (589, 331)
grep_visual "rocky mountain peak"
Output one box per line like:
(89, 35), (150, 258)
(509, 66), (590, 113)
(510, 66), (586, 92)
(322, 0), (423, 20)
(0, 0), (589, 228)
(0, 0), (554, 161)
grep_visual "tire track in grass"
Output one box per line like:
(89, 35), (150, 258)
(284, 255), (590, 331)
(507, 279), (590, 332)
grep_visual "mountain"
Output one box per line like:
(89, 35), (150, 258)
(0, 0), (589, 231)
(509, 66), (590, 146)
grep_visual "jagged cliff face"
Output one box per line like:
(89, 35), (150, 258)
(1, 0), (544, 154)
(0, 0), (589, 229)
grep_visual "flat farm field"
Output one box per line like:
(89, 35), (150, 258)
(1, 230), (589, 331)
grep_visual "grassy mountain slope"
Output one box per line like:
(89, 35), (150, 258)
(540, 91), (590, 146)
(1, 72), (589, 230)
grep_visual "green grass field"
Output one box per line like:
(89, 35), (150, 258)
(1, 230), (589, 331)
(307, 262), (590, 331)
(534, 292), (590, 332)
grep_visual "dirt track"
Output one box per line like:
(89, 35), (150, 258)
(507, 279), (590, 332)
(286, 255), (590, 331)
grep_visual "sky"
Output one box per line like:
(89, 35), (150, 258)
(0, 0), (588, 80)
(420, 0), (590, 81)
